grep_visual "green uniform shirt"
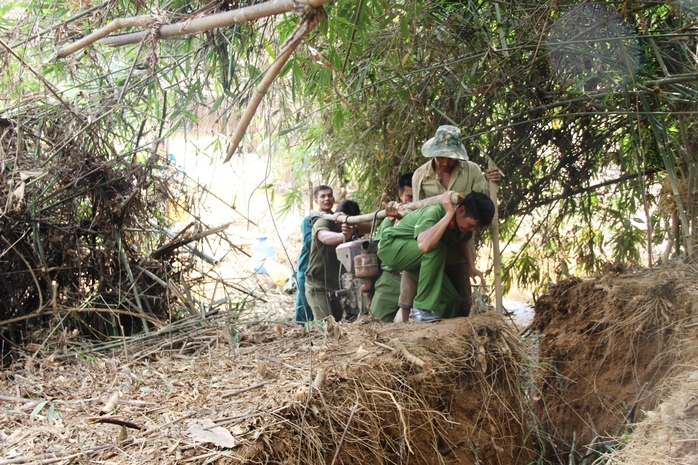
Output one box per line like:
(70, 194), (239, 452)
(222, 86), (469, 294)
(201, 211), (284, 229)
(381, 204), (471, 246)
(375, 218), (395, 271)
(305, 217), (343, 290)
(411, 159), (486, 265)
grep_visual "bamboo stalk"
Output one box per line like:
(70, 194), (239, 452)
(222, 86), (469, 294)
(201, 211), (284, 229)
(56, 15), (155, 58)
(115, 229), (151, 333)
(224, 11), (321, 161)
(320, 192), (463, 225)
(488, 158), (503, 315)
(64, 0), (335, 50)
(641, 94), (694, 257)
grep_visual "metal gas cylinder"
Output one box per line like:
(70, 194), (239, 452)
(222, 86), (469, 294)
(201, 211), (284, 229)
(354, 249), (379, 279)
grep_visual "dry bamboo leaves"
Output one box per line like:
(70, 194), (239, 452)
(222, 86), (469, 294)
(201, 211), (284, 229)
(187, 419), (236, 449)
(1, 313), (530, 464)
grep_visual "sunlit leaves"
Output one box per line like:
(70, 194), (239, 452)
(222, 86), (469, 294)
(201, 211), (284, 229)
(610, 219), (644, 265)
(2, 0), (697, 283)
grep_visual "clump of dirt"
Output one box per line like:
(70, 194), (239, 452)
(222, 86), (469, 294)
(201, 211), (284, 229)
(0, 312), (534, 464)
(529, 264), (698, 463)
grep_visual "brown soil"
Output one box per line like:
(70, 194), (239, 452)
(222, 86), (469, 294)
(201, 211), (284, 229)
(529, 264), (698, 463)
(2, 264), (698, 464)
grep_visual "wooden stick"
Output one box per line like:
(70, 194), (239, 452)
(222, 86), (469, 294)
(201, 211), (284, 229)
(150, 222), (231, 259)
(320, 192), (464, 225)
(488, 158), (503, 315)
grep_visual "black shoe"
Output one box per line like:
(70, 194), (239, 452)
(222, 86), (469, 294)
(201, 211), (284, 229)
(409, 308), (441, 323)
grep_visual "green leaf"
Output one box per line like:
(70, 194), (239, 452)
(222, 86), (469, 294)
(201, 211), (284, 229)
(30, 400), (48, 420)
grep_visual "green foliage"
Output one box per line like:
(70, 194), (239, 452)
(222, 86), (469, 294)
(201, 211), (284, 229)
(610, 218), (645, 265)
(29, 400), (62, 423)
(1, 0), (696, 294)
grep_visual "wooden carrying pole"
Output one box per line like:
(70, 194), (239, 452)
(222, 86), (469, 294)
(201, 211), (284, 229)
(488, 158), (503, 315)
(319, 192), (463, 225)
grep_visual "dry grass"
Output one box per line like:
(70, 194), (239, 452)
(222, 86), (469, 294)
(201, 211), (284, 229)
(0, 312), (533, 465)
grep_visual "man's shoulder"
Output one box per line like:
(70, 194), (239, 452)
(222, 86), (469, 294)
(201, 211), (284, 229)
(406, 203), (443, 223)
(312, 216), (335, 232)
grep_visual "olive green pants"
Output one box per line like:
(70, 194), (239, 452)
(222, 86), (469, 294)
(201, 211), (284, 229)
(377, 237), (461, 318)
(398, 262), (471, 316)
(370, 271), (401, 322)
(305, 280), (343, 321)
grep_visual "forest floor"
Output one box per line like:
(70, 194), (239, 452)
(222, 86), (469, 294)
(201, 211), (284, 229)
(1, 263), (697, 465)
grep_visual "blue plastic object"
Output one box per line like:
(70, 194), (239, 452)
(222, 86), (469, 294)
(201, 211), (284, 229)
(251, 237), (275, 273)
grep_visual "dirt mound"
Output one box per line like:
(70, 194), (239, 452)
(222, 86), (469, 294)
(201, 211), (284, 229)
(530, 264), (698, 463)
(0, 313), (534, 464)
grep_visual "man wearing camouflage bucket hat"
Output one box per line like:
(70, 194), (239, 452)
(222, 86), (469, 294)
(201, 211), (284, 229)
(402, 125), (501, 321)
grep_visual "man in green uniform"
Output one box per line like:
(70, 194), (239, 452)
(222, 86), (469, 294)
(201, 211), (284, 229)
(377, 191), (495, 322)
(409, 125), (501, 316)
(305, 200), (361, 321)
(370, 173), (415, 322)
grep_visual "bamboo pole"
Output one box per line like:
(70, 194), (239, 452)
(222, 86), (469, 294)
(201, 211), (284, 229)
(224, 11), (320, 161)
(488, 159), (503, 315)
(115, 229), (151, 334)
(56, 0), (335, 54)
(56, 15), (155, 58)
(319, 192), (463, 225)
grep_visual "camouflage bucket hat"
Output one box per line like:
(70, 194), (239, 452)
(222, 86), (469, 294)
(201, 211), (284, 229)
(421, 125), (469, 161)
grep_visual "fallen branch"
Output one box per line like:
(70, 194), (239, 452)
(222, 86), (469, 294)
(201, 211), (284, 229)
(88, 416), (143, 430)
(150, 222), (230, 259)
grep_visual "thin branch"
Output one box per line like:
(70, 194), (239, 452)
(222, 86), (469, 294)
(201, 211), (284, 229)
(512, 168), (663, 216)
(224, 9), (322, 161)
